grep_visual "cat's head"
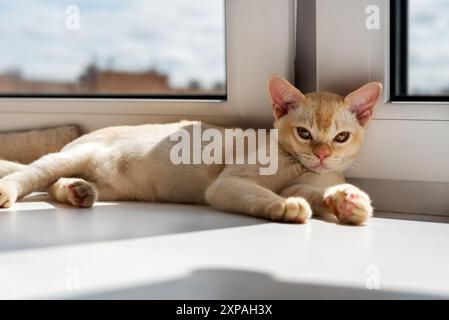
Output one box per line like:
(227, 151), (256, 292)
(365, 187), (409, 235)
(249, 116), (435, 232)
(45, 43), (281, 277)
(268, 75), (382, 173)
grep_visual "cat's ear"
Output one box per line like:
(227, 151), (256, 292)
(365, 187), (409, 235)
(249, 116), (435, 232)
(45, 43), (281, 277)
(268, 75), (306, 119)
(345, 82), (382, 126)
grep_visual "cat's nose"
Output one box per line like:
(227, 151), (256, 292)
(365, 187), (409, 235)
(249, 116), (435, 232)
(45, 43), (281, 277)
(313, 145), (331, 162)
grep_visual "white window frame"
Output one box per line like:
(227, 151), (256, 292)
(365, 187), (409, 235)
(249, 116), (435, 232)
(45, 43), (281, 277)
(0, 0), (296, 131)
(314, 0), (449, 120)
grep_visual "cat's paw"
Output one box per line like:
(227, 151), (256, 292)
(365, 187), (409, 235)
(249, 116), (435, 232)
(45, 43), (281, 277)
(66, 180), (97, 208)
(0, 180), (18, 208)
(324, 184), (372, 225)
(267, 197), (312, 224)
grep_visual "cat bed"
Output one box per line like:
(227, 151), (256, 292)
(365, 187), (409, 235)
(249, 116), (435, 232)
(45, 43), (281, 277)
(0, 125), (81, 164)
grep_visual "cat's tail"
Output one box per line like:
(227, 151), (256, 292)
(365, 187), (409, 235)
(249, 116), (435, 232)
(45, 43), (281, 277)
(0, 160), (25, 178)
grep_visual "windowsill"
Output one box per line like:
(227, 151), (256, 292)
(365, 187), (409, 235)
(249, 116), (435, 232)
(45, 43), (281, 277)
(373, 101), (449, 122)
(1, 194), (448, 299)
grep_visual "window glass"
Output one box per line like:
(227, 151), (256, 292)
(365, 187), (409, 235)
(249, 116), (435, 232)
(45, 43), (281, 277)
(408, 0), (449, 96)
(0, 0), (226, 98)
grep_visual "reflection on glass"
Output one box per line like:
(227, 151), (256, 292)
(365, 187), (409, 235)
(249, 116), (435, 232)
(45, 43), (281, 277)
(409, 0), (449, 95)
(0, 0), (226, 96)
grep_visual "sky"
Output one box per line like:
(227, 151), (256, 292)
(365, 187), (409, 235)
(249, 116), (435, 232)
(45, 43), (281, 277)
(409, 0), (449, 95)
(0, 0), (226, 89)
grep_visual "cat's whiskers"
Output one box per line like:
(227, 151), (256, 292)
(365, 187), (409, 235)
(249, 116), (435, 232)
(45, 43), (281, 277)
(332, 156), (363, 172)
(296, 154), (318, 167)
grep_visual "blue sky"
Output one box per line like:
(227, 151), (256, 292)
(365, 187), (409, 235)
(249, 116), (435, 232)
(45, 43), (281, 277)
(0, 0), (226, 88)
(409, 0), (449, 94)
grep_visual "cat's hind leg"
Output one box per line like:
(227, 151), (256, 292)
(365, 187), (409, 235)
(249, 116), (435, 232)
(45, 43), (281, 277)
(48, 178), (98, 208)
(0, 147), (93, 208)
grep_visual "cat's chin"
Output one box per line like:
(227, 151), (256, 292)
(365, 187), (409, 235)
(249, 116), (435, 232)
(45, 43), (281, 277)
(304, 164), (334, 174)
(309, 168), (328, 174)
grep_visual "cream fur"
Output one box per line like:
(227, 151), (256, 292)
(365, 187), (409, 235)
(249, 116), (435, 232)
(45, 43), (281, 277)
(0, 76), (382, 225)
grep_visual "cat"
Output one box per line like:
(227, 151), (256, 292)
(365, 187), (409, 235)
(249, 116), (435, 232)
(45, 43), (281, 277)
(0, 75), (382, 225)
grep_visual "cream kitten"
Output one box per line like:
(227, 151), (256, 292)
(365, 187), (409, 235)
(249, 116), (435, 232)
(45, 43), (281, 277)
(0, 76), (381, 225)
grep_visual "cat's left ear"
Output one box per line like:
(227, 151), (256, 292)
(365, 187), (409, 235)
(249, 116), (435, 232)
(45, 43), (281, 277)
(345, 82), (382, 126)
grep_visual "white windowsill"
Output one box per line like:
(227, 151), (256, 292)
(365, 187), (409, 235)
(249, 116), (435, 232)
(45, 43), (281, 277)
(0, 194), (448, 299)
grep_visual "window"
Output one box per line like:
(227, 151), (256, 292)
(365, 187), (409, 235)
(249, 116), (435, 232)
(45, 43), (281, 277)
(0, 0), (226, 99)
(391, 0), (449, 101)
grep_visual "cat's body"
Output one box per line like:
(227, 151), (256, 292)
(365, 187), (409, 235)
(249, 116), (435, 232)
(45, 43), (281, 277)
(0, 76), (382, 225)
(52, 121), (307, 205)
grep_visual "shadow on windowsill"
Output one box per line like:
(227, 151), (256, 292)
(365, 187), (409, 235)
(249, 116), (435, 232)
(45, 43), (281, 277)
(70, 268), (444, 300)
(0, 194), (266, 252)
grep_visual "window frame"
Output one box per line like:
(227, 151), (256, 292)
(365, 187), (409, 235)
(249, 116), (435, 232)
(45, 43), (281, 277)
(306, 0), (449, 124)
(390, 0), (449, 102)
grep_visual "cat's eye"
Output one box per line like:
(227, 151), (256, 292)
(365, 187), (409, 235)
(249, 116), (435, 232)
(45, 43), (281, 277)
(297, 127), (312, 140)
(334, 131), (351, 143)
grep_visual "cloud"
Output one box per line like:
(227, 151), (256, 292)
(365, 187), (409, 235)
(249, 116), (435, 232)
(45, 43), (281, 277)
(0, 0), (226, 88)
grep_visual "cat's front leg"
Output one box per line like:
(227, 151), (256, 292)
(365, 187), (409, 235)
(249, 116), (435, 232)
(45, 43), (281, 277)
(205, 177), (312, 223)
(281, 173), (373, 225)
(324, 184), (373, 225)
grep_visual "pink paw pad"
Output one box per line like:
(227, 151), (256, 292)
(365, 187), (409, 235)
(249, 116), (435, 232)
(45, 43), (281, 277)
(337, 199), (356, 218)
(67, 185), (84, 206)
(347, 193), (359, 200)
(65, 182), (96, 208)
